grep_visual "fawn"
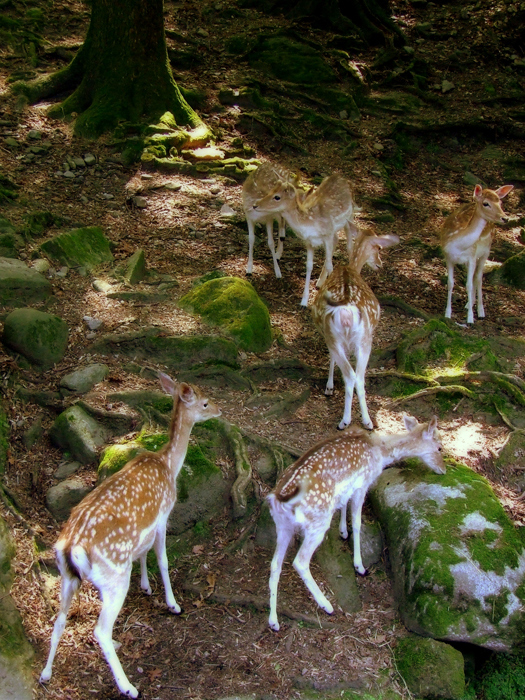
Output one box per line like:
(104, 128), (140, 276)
(243, 163), (296, 279)
(312, 231), (399, 430)
(440, 183), (513, 324)
(253, 174), (359, 306)
(267, 415), (445, 631)
(40, 374), (221, 698)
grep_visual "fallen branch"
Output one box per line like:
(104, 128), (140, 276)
(367, 370), (439, 386)
(389, 384), (475, 406)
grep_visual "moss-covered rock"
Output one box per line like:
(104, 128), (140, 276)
(45, 478), (92, 522)
(2, 307), (68, 371)
(395, 636), (465, 699)
(0, 257), (51, 308)
(370, 460), (525, 651)
(114, 249), (147, 284)
(60, 363), (109, 393)
(179, 276), (272, 353)
(474, 653), (525, 700)
(90, 327), (239, 371)
(40, 226), (113, 270)
(315, 519), (362, 614)
(494, 249), (525, 290)
(50, 404), (111, 464)
(0, 218), (24, 258)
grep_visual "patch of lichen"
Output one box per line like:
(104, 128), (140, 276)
(179, 276), (272, 353)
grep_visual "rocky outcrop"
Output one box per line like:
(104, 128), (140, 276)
(2, 308), (68, 371)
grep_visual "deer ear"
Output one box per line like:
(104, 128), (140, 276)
(376, 234), (400, 249)
(403, 415), (418, 431)
(159, 372), (176, 395)
(473, 184), (483, 199)
(496, 185), (513, 199)
(425, 415), (438, 436)
(179, 382), (195, 403)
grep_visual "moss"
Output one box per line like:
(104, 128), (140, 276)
(475, 654), (525, 700)
(40, 226), (114, 270)
(247, 35), (337, 85)
(395, 637), (465, 699)
(136, 432), (169, 451)
(178, 443), (219, 503)
(23, 211), (60, 238)
(98, 443), (144, 481)
(497, 249), (525, 290)
(486, 590), (511, 625)
(2, 308), (69, 371)
(179, 276), (272, 353)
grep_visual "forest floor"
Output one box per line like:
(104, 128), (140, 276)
(1, 0), (525, 698)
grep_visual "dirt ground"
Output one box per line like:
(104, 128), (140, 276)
(1, 0), (525, 698)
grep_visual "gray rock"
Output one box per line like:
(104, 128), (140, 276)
(27, 129), (41, 140)
(46, 477), (92, 521)
(2, 308), (69, 371)
(101, 193), (114, 200)
(60, 363), (109, 393)
(63, 170), (76, 178)
(163, 181), (182, 191)
(72, 156), (86, 168)
(0, 257), (51, 307)
(83, 153), (96, 166)
(55, 266), (68, 278)
(54, 461), (82, 480)
(50, 404), (111, 464)
(132, 196), (148, 208)
(370, 462), (525, 651)
(92, 279), (114, 294)
(359, 521), (383, 570)
(114, 249), (147, 284)
(30, 259), (50, 274)
(83, 315), (103, 330)
(22, 415), (44, 450)
(315, 520), (362, 614)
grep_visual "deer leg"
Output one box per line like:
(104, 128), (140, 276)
(265, 220), (282, 279)
(339, 502), (348, 539)
(350, 489), (367, 575)
(268, 526), (294, 631)
(445, 261), (455, 319)
(474, 255), (488, 318)
(345, 221), (359, 258)
(154, 525), (181, 614)
(293, 526), (333, 614)
(94, 572), (138, 698)
(276, 215), (285, 260)
(317, 234), (336, 288)
(301, 245), (315, 306)
(325, 354), (336, 396)
(246, 219), (255, 275)
(355, 339), (373, 430)
(139, 552), (152, 596)
(40, 573), (80, 683)
(465, 258), (475, 324)
(332, 346), (356, 430)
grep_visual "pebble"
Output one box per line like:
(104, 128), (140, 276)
(73, 156), (86, 168)
(27, 129), (42, 140)
(63, 171), (76, 178)
(86, 331), (97, 340)
(442, 79), (455, 93)
(83, 315), (103, 330)
(92, 279), (114, 293)
(210, 186), (221, 195)
(83, 153), (96, 165)
(4, 137), (18, 147)
(32, 259), (51, 273)
(141, 173), (153, 180)
(164, 181), (182, 191)
(133, 196), (148, 208)
(220, 203), (235, 216)
(80, 195), (88, 204)
(56, 266), (69, 278)
(101, 193), (114, 200)
(197, 27), (209, 37)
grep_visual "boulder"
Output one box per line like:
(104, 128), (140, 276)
(494, 249), (525, 290)
(0, 217), (24, 258)
(114, 249), (146, 284)
(46, 477), (92, 521)
(0, 516), (34, 700)
(2, 308), (68, 371)
(59, 363), (109, 393)
(315, 520), (362, 614)
(40, 226), (113, 270)
(370, 460), (525, 651)
(395, 637), (465, 699)
(50, 404), (111, 464)
(0, 258), (51, 308)
(179, 276), (272, 353)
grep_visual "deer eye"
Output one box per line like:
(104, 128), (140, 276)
(203, 401), (208, 408)
(274, 195), (281, 201)
(438, 446), (442, 451)
(483, 201), (490, 207)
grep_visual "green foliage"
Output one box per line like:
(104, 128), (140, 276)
(475, 654), (525, 700)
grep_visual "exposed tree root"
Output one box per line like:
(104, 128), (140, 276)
(182, 582), (343, 629)
(389, 384), (475, 406)
(222, 421), (253, 519)
(376, 295), (432, 320)
(368, 369), (439, 386)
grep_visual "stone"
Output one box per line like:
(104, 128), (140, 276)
(4, 137), (18, 148)
(63, 170), (76, 178)
(92, 279), (114, 294)
(30, 259), (50, 274)
(315, 520), (362, 614)
(0, 515), (34, 699)
(0, 230), (24, 259)
(54, 461), (82, 480)
(0, 258), (51, 307)
(59, 363), (109, 393)
(494, 249), (525, 290)
(72, 156), (85, 168)
(46, 477), (92, 521)
(395, 637), (465, 699)
(50, 404), (111, 464)
(442, 79), (455, 93)
(83, 315), (103, 330)
(132, 196), (148, 208)
(114, 249), (147, 284)
(22, 415), (44, 449)
(2, 308), (69, 371)
(179, 276), (272, 353)
(40, 226), (113, 270)
(83, 153), (96, 166)
(370, 460), (525, 651)
(163, 181), (182, 191)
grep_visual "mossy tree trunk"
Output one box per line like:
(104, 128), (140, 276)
(13, 0), (203, 137)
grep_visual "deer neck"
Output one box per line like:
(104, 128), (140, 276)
(373, 432), (425, 469)
(163, 400), (193, 483)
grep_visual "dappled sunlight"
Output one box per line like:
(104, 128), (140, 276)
(442, 421), (486, 458)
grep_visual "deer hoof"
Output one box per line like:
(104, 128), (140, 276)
(268, 619), (280, 632)
(355, 565), (368, 577)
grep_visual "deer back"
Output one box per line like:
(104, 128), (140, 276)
(273, 429), (375, 509)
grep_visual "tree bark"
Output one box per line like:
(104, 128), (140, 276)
(13, 0), (202, 137)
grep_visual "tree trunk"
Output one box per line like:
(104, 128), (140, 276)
(13, 0), (202, 137)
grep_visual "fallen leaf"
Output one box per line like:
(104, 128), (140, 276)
(192, 544), (204, 555)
